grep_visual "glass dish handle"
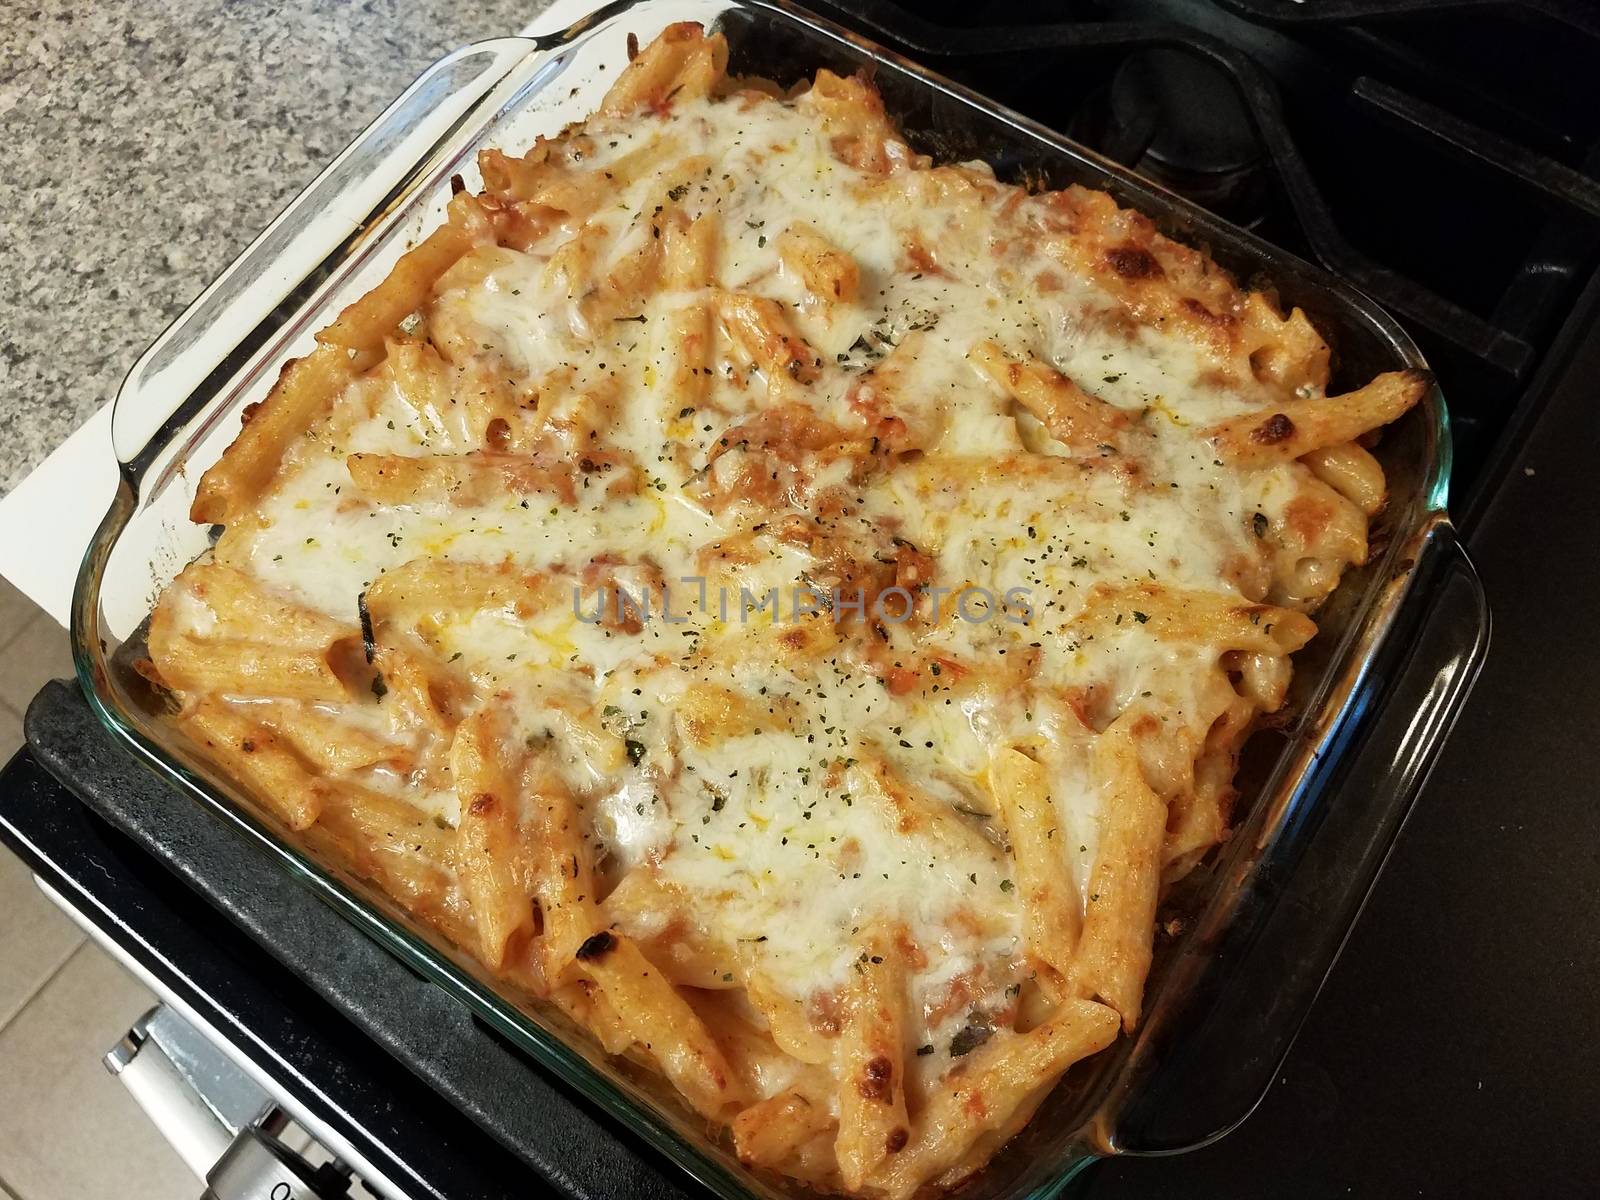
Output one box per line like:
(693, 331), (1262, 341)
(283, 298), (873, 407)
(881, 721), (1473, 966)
(109, 37), (539, 477)
(1112, 520), (1490, 1153)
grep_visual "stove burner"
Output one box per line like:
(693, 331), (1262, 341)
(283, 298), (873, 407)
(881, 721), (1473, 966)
(1104, 48), (1267, 225)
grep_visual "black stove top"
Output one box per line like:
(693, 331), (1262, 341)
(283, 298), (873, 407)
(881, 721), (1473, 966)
(5, 3), (1600, 1198)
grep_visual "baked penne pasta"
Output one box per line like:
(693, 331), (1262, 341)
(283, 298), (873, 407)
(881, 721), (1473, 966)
(148, 23), (1425, 1196)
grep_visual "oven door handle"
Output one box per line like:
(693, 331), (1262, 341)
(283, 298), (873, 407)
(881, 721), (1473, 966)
(1109, 519), (1490, 1154)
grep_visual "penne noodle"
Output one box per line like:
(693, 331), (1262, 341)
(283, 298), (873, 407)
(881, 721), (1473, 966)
(606, 873), (745, 989)
(746, 973), (834, 1067)
(476, 142), (553, 202)
(690, 989), (824, 1102)
(255, 701), (412, 773)
(1256, 473), (1371, 608)
(175, 562), (349, 645)
(157, 634), (351, 703)
(431, 243), (536, 303)
(382, 334), (501, 448)
(1071, 715), (1169, 1031)
(657, 209), (720, 414)
(852, 750), (1001, 861)
(673, 681), (793, 748)
(968, 340), (1128, 451)
(1301, 439), (1387, 516)
(345, 450), (576, 506)
(525, 765), (602, 980)
(550, 979), (632, 1054)
(451, 706), (537, 969)
(459, 364), (534, 453)
(733, 1090), (835, 1169)
(181, 699), (325, 831)
(1204, 368), (1429, 465)
(660, 209), (718, 290)
(834, 935), (911, 1190)
(191, 346), (354, 524)
(989, 746), (1078, 996)
(1164, 690), (1255, 876)
(572, 929), (741, 1118)
(660, 299), (716, 415)
(1072, 582), (1317, 659)
(372, 643), (467, 736)
(315, 785), (460, 925)
(717, 292), (822, 385)
(599, 22), (728, 116)
(1232, 650), (1294, 713)
(1239, 294), (1331, 393)
(800, 69), (912, 175)
(778, 223), (860, 304)
(875, 1000), (1120, 1198)
(542, 220), (609, 302)
(500, 134), (684, 219)
(315, 192), (492, 357)
(588, 221), (663, 328)
(362, 558), (557, 629)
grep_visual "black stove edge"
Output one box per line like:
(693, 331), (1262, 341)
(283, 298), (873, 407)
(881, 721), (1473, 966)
(4, 682), (695, 1200)
(1460, 260), (1600, 534)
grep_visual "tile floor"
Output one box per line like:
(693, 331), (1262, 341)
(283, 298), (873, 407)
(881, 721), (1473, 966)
(0, 576), (200, 1199)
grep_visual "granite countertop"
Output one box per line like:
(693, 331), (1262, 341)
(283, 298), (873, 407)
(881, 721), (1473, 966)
(0, 0), (550, 498)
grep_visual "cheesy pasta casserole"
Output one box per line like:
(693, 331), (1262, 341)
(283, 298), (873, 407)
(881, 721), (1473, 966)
(145, 23), (1428, 1197)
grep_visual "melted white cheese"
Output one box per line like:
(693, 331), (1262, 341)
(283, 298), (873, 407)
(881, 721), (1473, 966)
(195, 91), (1299, 1061)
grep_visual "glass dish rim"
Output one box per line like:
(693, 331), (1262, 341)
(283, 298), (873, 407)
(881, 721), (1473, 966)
(68, 2), (1461, 1198)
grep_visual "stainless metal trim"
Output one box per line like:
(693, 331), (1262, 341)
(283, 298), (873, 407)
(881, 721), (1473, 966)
(32, 873), (413, 1200)
(102, 1006), (251, 1179)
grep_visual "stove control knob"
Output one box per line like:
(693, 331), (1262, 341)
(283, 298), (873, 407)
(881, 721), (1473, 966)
(201, 1127), (352, 1200)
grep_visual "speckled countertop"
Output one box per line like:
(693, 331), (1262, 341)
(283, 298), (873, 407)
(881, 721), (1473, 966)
(0, 0), (550, 497)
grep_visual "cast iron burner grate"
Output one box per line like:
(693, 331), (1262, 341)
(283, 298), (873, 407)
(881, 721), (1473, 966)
(810, 0), (1600, 495)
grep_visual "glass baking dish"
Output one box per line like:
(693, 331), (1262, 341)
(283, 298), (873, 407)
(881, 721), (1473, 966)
(70, 1), (1490, 1196)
